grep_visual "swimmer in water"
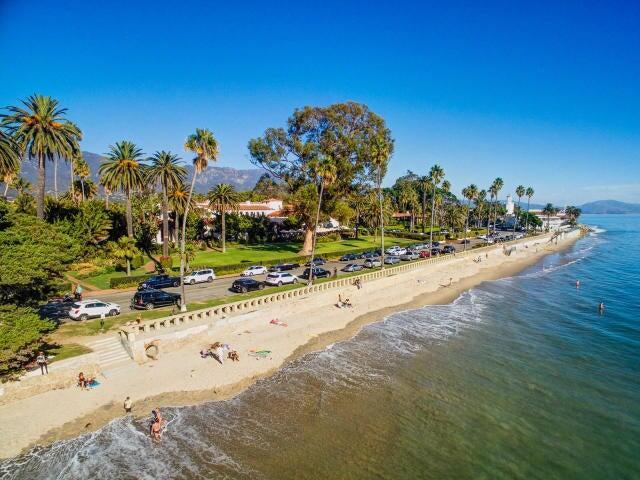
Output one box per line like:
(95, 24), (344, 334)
(150, 410), (162, 440)
(598, 301), (605, 313)
(576, 280), (580, 288)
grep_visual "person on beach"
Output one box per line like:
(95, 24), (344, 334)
(124, 396), (133, 413)
(78, 372), (87, 389)
(36, 351), (48, 375)
(215, 344), (225, 364)
(150, 410), (162, 441)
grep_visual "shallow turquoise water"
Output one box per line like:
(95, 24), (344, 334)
(3, 215), (639, 479)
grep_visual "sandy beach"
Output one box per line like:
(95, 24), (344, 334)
(0, 232), (582, 459)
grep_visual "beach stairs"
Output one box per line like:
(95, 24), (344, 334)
(86, 336), (132, 372)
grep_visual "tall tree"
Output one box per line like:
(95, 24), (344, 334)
(427, 165), (445, 247)
(111, 235), (139, 276)
(490, 177), (504, 233)
(168, 182), (193, 243)
(542, 203), (557, 230)
(207, 183), (241, 254)
(99, 141), (145, 237)
(525, 187), (535, 232)
(249, 102), (393, 256)
(146, 151), (186, 257)
(0, 130), (20, 196)
(514, 185), (526, 233)
(75, 156), (90, 201)
(181, 128), (219, 310)
(1, 95), (82, 218)
(461, 184), (478, 251)
(475, 189), (487, 228)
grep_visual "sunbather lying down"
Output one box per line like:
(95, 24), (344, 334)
(336, 294), (353, 308)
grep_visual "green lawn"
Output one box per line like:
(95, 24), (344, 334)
(68, 267), (148, 290)
(185, 236), (415, 268)
(70, 236), (415, 289)
(43, 342), (93, 362)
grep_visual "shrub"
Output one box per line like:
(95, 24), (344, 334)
(159, 256), (173, 271)
(0, 306), (56, 379)
(131, 255), (145, 269)
(109, 274), (151, 289)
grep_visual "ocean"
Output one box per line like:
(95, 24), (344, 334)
(2, 214), (639, 480)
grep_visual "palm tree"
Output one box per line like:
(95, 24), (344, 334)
(12, 177), (31, 195)
(461, 184), (478, 251)
(542, 203), (557, 231)
(146, 151), (186, 258)
(1, 95), (81, 218)
(475, 189), (487, 228)
(369, 136), (393, 268)
(490, 177), (504, 233)
(168, 183), (193, 244)
(427, 165), (444, 247)
(75, 156), (90, 201)
(566, 206), (582, 225)
(99, 141), (145, 238)
(207, 183), (241, 253)
(0, 130), (20, 195)
(181, 128), (219, 310)
(514, 185), (525, 233)
(112, 236), (139, 276)
(419, 174), (429, 233)
(306, 157), (337, 285)
(525, 187), (534, 232)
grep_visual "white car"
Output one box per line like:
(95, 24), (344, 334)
(183, 268), (216, 285)
(69, 300), (121, 321)
(386, 246), (407, 256)
(265, 272), (298, 286)
(364, 258), (382, 268)
(241, 265), (268, 276)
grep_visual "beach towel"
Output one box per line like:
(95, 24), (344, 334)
(88, 380), (101, 389)
(248, 350), (271, 358)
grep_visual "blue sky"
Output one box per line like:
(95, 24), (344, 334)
(1, 0), (639, 204)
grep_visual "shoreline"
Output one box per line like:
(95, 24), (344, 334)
(2, 232), (583, 460)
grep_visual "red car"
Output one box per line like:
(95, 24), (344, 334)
(419, 250), (431, 258)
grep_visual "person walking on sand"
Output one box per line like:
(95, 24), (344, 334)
(36, 351), (48, 375)
(124, 396), (133, 413)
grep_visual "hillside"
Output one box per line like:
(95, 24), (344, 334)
(17, 151), (264, 193)
(579, 200), (640, 214)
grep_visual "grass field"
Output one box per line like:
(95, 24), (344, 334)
(72, 236), (414, 289)
(184, 236), (415, 268)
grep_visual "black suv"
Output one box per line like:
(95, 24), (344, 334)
(131, 289), (181, 310)
(300, 267), (331, 280)
(38, 297), (75, 321)
(442, 245), (456, 254)
(231, 278), (265, 293)
(340, 253), (360, 261)
(268, 263), (300, 272)
(138, 274), (181, 290)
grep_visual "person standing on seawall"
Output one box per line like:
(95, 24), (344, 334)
(36, 351), (48, 375)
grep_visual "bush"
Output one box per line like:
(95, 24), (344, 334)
(0, 306), (56, 379)
(109, 274), (151, 289)
(158, 256), (173, 271)
(131, 255), (146, 269)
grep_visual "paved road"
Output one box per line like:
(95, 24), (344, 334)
(85, 237), (491, 311)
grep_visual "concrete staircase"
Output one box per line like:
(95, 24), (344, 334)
(86, 336), (132, 371)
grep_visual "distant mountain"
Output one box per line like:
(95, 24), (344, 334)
(579, 200), (640, 214)
(17, 151), (264, 193)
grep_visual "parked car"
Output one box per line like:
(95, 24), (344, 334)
(130, 289), (181, 310)
(431, 241), (441, 247)
(442, 245), (456, 254)
(38, 297), (75, 321)
(231, 278), (265, 293)
(300, 267), (331, 280)
(305, 257), (326, 266)
(342, 263), (364, 272)
(400, 251), (419, 261)
(431, 248), (441, 256)
(385, 246), (406, 256)
(268, 263), (300, 272)
(459, 239), (471, 244)
(69, 300), (121, 320)
(241, 265), (268, 276)
(419, 250), (431, 258)
(364, 258), (382, 268)
(340, 253), (360, 261)
(265, 272), (299, 286)
(183, 268), (216, 285)
(362, 251), (378, 259)
(138, 274), (180, 290)
(384, 256), (401, 265)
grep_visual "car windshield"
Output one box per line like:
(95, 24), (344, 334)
(72, 303), (82, 308)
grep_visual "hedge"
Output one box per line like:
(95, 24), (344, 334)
(109, 273), (152, 289)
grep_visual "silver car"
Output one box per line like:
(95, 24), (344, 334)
(384, 256), (401, 265)
(400, 251), (419, 261)
(363, 258), (382, 268)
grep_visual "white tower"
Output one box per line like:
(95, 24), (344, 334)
(506, 194), (514, 215)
